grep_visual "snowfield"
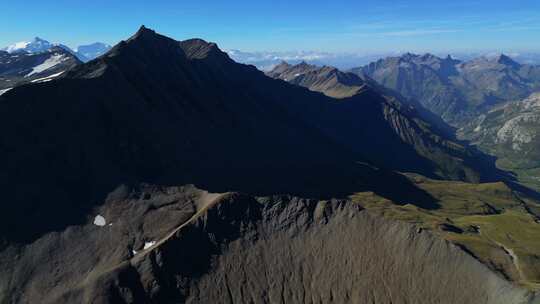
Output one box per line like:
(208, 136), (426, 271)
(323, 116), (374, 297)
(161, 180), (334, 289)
(26, 54), (68, 77)
(0, 88), (12, 96)
(30, 71), (64, 83)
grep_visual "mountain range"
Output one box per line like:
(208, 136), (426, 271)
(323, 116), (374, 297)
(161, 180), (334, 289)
(228, 49), (540, 71)
(2, 37), (111, 62)
(226, 49), (395, 70)
(0, 46), (80, 92)
(352, 53), (540, 125)
(0, 27), (540, 303)
(266, 61), (506, 181)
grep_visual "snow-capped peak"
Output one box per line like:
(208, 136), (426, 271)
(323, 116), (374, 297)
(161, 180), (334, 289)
(2, 37), (111, 62)
(4, 41), (31, 53)
(3, 37), (53, 54)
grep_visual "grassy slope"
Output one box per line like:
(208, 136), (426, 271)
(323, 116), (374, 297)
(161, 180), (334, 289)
(350, 174), (540, 290)
(497, 159), (540, 193)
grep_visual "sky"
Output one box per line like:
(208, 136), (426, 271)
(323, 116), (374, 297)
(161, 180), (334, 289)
(1, 0), (540, 53)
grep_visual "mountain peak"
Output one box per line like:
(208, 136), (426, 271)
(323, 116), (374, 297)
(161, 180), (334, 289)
(277, 60), (290, 67)
(495, 53), (520, 67)
(399, 52), (421, 62)
(130, 25), (159, 40)
(179, 38), (229, 61)
(119, 26), (180, 54)
(420, 53), (437, 59)
(297, 61), (314, 68)
(33, 37), (48, 43)
(3, 37), (52, 53)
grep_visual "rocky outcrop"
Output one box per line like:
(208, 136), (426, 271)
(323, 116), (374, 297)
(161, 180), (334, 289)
(461, 93), (540, 166)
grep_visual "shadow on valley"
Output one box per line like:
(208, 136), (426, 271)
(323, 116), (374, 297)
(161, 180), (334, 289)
(0, 157), (439, 244)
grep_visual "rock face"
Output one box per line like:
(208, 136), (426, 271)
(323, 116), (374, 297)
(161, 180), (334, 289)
(267, 61), (368, 98)
(462, 93), (540, 159)
(353, 53), (540, 126)
(0, 184), (536, 304)
(459, 93), (540, 189)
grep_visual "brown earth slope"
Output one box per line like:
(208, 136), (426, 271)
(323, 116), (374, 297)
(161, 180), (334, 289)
(0, 184), (536, 304)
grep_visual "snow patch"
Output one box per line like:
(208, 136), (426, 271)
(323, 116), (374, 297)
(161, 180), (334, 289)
(0, 88), (12, 96)
(26, 55), (68, 77)
(30, 71), (64, 83)
(93, 215), (106, 226)
(144, 241), (156, 250)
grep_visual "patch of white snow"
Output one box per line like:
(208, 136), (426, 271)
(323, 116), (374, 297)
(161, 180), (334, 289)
(93, 215), (106, 226)
(30, 71), (64, 83)
(144, 241), (156, 250)
(0, 88), (12, 96)
(26, 55), (68, 77)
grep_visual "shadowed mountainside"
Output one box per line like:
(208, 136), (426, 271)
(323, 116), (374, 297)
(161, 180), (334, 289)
(0, 26), (441, 244)
(268, 61), (509, 184)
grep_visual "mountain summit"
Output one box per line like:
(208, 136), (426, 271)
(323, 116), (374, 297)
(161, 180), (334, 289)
(2, 37), (52, 53)
(493, 53), (521, 68)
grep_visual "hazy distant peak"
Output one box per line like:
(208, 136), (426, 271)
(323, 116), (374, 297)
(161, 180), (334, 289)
(276, 60), (291, 67)
(76, 42), (111, 62)
(494, 53), (521, 67)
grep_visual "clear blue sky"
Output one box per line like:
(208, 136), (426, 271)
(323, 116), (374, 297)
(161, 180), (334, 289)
(1, 0), (539, 53)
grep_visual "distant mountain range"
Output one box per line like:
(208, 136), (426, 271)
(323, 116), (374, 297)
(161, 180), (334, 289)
(2, 37), (111, 62)
(0, 46), (80, 92)
(228, 49), (540, 71)
(352, 53), (540, 125)
(226, 49), (399, 71)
